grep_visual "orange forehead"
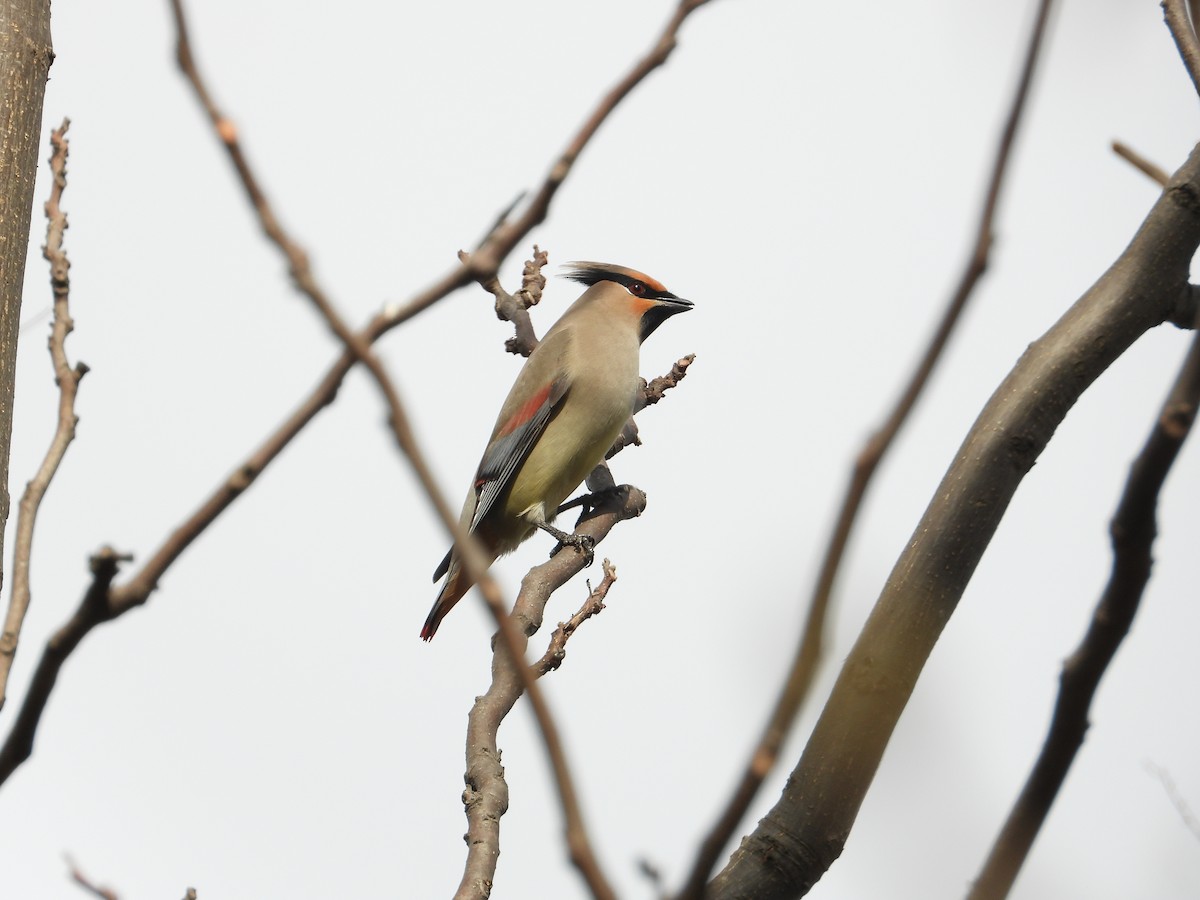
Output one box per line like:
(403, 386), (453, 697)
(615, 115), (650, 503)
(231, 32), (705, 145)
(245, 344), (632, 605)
(624, 269), (668, 294)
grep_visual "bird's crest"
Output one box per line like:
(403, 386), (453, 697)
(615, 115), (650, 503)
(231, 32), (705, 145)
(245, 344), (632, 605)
(561, 261), (670, 297)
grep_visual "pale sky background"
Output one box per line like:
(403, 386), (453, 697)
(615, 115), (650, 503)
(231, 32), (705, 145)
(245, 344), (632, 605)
(1, 1), (1199, 898)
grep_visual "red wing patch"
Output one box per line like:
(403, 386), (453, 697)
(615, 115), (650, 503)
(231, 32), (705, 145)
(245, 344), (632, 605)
(497, 381), (554, 438)
(469, 376), (569, 533)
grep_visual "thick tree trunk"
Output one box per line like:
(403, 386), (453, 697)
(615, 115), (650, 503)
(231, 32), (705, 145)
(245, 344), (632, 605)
(0, 0), (53, 608)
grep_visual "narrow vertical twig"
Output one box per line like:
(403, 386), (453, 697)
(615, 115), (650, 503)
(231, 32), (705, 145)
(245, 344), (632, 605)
(968, 329), (1200, 900)
(0, 0), (54, 655)
(0, 119), (88, 711)
(676, 2), (1057, 894)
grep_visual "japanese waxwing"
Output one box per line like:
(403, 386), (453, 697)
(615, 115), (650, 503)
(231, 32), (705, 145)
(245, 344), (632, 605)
(421, 262), (692, 640)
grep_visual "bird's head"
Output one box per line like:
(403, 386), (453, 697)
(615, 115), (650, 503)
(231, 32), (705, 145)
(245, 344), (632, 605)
(562, 261), (693, 341)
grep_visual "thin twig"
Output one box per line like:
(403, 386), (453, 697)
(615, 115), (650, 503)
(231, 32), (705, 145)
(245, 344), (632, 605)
(640, 355), (696, 409)
(1113, 140), (1171, 186)
(167, 0), (447, 527)
(66, 854), (120, 899)
(457, 0), (718, 285)
(463, 245), (548, 357)
(0, 547), (130, 783)
(0, 119), (87, 712)
(529, 559), (618, 677)
(1145, 761), (1200, 843)
(606, 354), (696, 459)
(1165, 0), (1200, 98)
(677, 1), (1057, 894)
(967, 331), (1200, 900)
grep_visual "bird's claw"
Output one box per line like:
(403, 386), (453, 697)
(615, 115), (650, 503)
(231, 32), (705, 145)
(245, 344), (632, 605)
(549, 532), (596, 566)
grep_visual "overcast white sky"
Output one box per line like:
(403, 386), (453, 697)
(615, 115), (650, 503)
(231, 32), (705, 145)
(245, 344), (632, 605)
(1, 1), (1199, 898)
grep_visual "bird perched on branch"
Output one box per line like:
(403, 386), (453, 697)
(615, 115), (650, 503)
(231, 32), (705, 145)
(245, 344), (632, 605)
(421, 262), (692, 640)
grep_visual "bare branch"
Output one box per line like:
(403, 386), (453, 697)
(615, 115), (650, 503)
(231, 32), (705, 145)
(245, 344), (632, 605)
(459, 245), (548, 357)
(167, 0), (452, 526)
(1165, 0), (1200, 98)
(169, 8), (551, 755)
(448, 254), (638, 899)
(88, 0), (708, 617)
(0, 13), (716, 900)
(0, 0), (54, 660)
(458, 488), (646, 900)
(639, 354), (696, 411)
(0, 119), (87, 711)
(529, 559), (618, 678)
(706, 137), (1200, 900)
(681, 1), (1058, 894)
(1113, 140), (1171, 186)
(1145, 761), (1200, 843)
(171, 5), (619, 897)
(605, 354), (697, 459)
(458, 0), (718, 285)
(0, 546), (131, 783)
(429, 3), (715, 889)
(968, 330), (1200, 900)
(66, 855), (119, 900)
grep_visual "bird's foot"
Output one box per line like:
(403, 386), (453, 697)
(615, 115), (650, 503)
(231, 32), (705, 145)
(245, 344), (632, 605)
(555, 485), (624, 521)
(538, 522), (596, 567)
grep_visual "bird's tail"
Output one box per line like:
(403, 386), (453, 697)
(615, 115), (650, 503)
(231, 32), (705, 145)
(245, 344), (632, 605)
(421, 562), (474, 641)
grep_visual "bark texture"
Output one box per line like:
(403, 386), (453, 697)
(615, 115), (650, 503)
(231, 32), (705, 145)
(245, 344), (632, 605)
(0, 0), (53, 604)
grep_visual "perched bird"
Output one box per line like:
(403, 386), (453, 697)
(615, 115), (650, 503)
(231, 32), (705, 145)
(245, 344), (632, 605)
(421, 262), (692, 640)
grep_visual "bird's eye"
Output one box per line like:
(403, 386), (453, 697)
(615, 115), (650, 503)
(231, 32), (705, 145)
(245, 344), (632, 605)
(629, 282), (646, 296)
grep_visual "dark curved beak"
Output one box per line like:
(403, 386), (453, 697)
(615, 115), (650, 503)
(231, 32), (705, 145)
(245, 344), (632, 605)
(640, 294), (693, 342)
